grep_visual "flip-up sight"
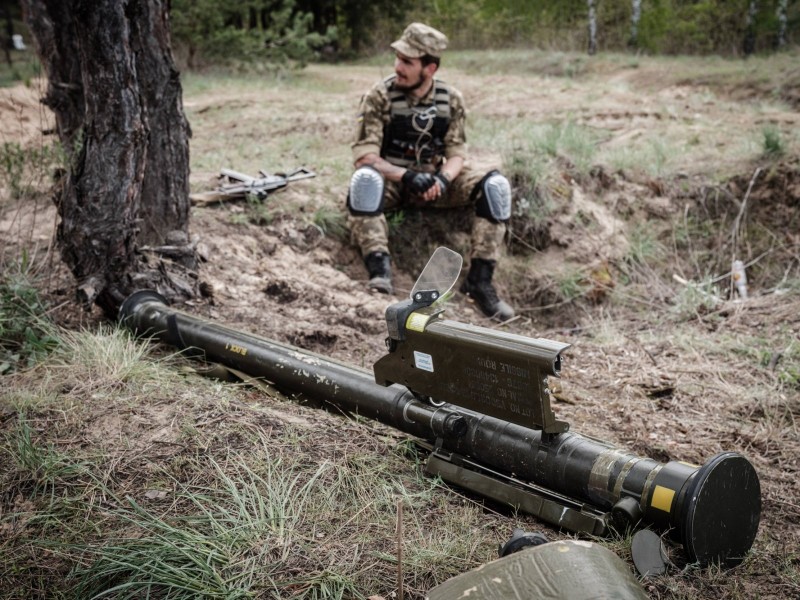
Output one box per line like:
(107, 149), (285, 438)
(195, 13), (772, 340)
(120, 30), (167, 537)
(374, 247), (569, 434)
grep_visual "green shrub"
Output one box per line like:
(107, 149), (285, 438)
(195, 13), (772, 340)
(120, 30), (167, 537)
(762, 125), (784, 157)
(625, 223), (667, 267)
(170, 0), (336, 70)
(670, 277), (721, 321)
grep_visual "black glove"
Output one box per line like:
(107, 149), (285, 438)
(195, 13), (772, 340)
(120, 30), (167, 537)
(401, 170), (436, 195)
(434, 172), (450, 195)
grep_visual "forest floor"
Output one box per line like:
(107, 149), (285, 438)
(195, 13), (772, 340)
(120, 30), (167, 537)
(1, 50), (799, 599)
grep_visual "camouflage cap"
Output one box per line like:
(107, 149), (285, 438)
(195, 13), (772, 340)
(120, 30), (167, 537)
(390, 22), (448, 58)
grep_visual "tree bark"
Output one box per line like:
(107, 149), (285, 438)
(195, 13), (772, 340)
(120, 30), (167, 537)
(776, 0), (788, 48)
(2, 4), (14, 66)
(629, 0), (641, 49)
(128, 1), (192, 248)
(587, 0), (598, 55)
(21, 0), (195, 317)
(743, 0), (758, 56)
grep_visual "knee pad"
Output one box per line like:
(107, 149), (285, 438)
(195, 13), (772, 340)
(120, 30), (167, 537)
(473, 170), (511, 223)
(347, 166), (385, 216)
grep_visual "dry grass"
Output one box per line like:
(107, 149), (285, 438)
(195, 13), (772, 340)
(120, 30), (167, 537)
(0, 328), (512, 598)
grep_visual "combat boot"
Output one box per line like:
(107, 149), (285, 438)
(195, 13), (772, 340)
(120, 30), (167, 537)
(364, 251), (393, 294)
(461, 258), (515, 322)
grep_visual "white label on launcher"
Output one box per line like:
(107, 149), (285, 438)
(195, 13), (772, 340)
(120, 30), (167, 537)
(414, 351), (434, 373)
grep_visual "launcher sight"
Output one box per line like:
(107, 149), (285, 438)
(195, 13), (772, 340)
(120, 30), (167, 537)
(374, 247), (569, 434)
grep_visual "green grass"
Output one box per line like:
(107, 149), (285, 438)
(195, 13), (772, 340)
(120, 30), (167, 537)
(0, 51), (42, 88)
(69, 455), (338, 599)
(669, 276), (722, 321)
(445, 49), (616, 79)
(0, 324), (509, 598)
(7, 421), (91, 494)
(624, 222), (668, 268)
(0, 257), (59, 375)
(606, 136), (677, 178)
(53, 326), (164, 391)
(762, 125), (785, 157)
(1, 420), (499, 599)
(557, 268), (587, 302)
(312, 205), (348, 240)
(0, 140), (64, 201)
(501, 120), (600, 180)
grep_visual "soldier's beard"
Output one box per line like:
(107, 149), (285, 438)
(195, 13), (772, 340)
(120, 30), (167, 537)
(395, 72), (426, 93)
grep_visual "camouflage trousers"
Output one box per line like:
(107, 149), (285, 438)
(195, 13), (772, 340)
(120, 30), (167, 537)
(347, 164), (506, 261)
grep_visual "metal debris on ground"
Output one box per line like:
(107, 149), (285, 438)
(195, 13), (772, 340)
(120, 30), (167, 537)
(190, 167), (316, 205)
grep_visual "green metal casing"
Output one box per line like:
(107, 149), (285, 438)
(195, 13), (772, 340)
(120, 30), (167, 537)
(428, 540), (647, 600)
(374, 307), (570, 434)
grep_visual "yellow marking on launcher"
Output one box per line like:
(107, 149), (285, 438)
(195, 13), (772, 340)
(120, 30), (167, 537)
(406, 312), (430, 333)
(651, 485), (675, 513)
(225, 342), (248, 356)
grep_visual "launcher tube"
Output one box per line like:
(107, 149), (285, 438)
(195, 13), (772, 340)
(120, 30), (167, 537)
(120, 291), (760, 567)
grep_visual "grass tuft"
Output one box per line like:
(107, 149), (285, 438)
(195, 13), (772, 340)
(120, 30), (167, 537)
(669, 277), (721, 321)
(0, 141), (64, 201)
(312, 205), (348, 240)
(507, 120), (599, 180)
(6, 421), (90, 494)
(761, 125), (784, 157)
(36, 326), (179, 406)
(0, 257), (59, 374)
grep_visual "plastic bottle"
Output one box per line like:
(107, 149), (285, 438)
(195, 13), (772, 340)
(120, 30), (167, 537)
(732, 260), (748, 300)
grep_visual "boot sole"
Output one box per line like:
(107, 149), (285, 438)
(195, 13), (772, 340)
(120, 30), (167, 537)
(368, 277), (393, 295)
(461, 285), (514, 322)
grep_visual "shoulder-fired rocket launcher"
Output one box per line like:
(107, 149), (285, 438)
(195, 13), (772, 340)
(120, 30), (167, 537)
(120, 248), (761, 568)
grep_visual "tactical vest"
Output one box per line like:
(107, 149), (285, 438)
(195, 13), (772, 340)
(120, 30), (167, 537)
(381, 75), (451, 168)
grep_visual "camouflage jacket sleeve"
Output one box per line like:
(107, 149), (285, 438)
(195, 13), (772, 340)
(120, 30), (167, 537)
(351, 81), (390, 163)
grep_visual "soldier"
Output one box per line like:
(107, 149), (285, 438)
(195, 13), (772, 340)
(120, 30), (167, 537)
(346, 22), (515, 322)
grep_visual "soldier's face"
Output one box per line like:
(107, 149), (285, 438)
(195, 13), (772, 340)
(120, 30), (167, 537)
(394, 53), (428, 92)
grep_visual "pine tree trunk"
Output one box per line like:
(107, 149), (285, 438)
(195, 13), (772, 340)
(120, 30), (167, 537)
(630, 0), (642, 48)
(743, 1), (758, 56)
(128, 1), (192, 249)
(2, 5), (14, 66)
(776, 0), (788, 48)
(588, 0), (598, 55)
(21, 0), (194, 317)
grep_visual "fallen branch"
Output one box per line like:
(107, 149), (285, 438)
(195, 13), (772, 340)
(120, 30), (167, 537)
(671, 274), (722, 305)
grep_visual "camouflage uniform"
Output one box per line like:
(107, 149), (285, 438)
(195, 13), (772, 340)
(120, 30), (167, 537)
(347, 75), (506, 262)
(347, 22), (514, 321)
